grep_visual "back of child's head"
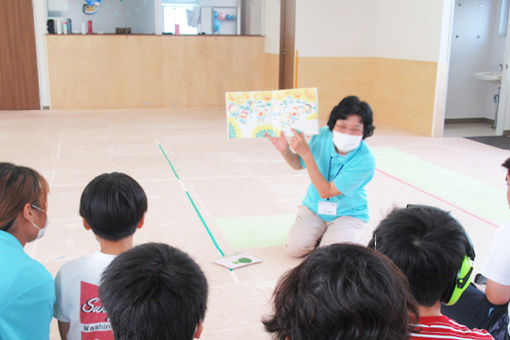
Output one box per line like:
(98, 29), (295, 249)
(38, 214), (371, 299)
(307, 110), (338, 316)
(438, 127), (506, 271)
(263, 243), (418, 340)
(368, 205), (469, 307)
(99, 242), (208, 340)
(79, 172), (147, 241)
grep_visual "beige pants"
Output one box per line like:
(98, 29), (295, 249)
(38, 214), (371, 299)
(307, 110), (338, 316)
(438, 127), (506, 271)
(286, 205), (366, 258)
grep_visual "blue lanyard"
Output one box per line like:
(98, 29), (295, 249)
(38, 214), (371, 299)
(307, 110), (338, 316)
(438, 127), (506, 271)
(327, 156), (344, 182)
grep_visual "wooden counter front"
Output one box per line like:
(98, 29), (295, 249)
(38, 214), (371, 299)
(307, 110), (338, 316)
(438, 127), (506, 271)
(47, 35), (277, 109)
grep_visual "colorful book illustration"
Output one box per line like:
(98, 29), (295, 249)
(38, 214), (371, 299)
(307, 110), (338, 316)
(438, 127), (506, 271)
(226, 88), (319, 139)
(214, 253), (262, 270)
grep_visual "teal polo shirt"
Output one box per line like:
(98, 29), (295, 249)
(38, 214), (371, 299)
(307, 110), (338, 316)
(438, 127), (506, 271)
(0, 231), (55, 340)
(301, 127), (375, 222)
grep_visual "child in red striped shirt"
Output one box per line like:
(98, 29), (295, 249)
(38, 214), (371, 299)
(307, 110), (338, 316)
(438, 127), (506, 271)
(369, 205), (494, 340)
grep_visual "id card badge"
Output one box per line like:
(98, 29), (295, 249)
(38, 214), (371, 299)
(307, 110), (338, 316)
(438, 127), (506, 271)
(318, 201), (338, 216)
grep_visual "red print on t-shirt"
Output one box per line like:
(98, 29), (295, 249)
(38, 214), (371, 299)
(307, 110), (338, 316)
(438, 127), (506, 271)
(79, 281), (114, 340)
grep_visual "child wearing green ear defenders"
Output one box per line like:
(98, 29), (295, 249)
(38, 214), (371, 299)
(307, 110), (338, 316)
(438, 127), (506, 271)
(368, 205), (494, 340)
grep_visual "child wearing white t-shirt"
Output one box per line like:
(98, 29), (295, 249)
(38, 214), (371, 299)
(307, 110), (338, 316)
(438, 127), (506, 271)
(54, 172), (147, 340)
(442, 158), (510, 340)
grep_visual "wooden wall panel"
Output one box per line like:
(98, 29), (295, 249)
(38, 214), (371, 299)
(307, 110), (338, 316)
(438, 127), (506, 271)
(0, 0), (40, 110)
(297, 56), (437, 135)
(47, 36), (165, 109)
(161, 36), (268, 107)
(264, 53), (279, 90)
(47, 36), (438, 135)
(47, 36), (269, 110)
(297, 57), (376, 126)
(372, 58), (438, 136)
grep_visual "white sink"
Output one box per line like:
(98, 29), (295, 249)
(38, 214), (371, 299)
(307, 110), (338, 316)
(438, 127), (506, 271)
(474, 71), (502, 84)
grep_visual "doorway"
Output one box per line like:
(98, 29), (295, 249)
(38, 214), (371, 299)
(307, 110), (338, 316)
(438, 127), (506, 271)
(0, 0), (40, 110)
(279, 0), (295, 90)
(444, 0), (508, 137)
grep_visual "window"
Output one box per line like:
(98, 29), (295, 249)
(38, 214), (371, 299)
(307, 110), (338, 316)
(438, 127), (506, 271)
(162, 2), (198, 35)
(499, 0), (509, 36)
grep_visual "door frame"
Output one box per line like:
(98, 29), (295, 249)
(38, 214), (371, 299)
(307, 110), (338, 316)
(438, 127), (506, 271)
(279, 0), (295, 90)
(436, 0), (510, 136)
(0, 0), (40, 109)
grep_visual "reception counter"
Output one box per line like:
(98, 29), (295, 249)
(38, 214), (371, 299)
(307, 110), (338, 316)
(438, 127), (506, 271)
(46, 35), (278, 109)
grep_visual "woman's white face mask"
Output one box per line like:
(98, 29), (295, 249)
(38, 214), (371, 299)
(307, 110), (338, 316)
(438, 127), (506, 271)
(333, 131), (362, 153)
(30, 219), (49, 240)
(29, 204), (49, 241)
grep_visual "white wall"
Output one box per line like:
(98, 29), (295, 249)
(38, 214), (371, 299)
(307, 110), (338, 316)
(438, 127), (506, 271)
(199, 0), (240, 6)
(432, 0), (456, 136)
(247, 0), (262, 35)
(485, 0), (506, 119)
(47, 0), (68, 12)
(47, 0), (156, 34)
(445, 0), (506, 119)
(33, 0), (50, 108)
(293, 0), (444, 60)
(295, 1), (377, 57)
(264, 0), (279, 54)
(375, 0), (444, 61)
(501, 1), (510, 132)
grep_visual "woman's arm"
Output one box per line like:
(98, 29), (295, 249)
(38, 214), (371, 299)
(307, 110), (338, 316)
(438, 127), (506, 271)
(266, 133), (302, 170)
(290, 129), (341, 199)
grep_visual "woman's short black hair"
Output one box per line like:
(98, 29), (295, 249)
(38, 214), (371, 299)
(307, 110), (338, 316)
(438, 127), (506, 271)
(263, 243), (418, 340)
(327, 96), (375, 139)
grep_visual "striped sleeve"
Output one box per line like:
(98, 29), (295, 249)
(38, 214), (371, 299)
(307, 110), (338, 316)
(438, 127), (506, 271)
(411, 316), (494, 340)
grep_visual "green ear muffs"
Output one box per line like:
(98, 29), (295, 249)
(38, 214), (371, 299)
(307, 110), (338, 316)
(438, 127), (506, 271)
(443, 255), (474, 306)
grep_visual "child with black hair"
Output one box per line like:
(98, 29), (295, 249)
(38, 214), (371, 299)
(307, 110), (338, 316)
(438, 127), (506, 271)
(99, 242), (208, 340)
(369, 205), (494, 339)
(54, 172), (147, 340)
(263, 243), (418, 340)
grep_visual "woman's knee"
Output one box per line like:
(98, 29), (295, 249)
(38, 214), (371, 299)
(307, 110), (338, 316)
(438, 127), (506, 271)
(286, 206), (326, 257)
(285, 239), (316, 258)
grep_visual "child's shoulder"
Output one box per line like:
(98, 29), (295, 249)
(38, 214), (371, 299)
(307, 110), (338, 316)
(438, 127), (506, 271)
(57, 252), (104, 275)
